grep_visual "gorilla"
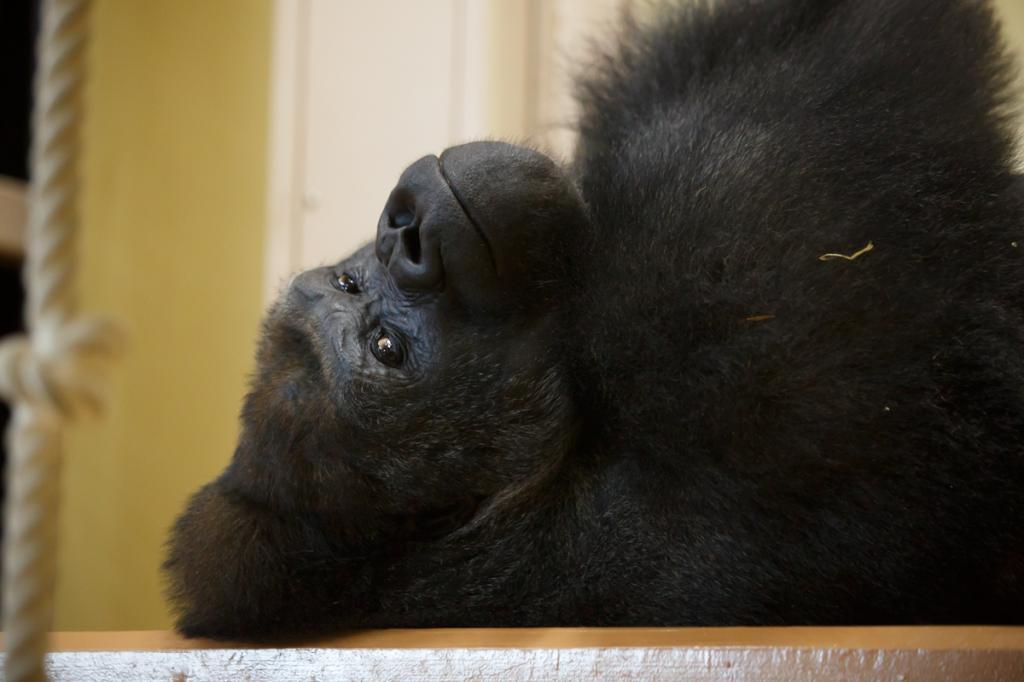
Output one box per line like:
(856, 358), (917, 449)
(166, 0), (1024, 638)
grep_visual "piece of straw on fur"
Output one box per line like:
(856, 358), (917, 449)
(818, 241), (874, 262)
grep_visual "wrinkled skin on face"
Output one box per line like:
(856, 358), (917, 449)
(232, 142), (589, 530)
(167, 0), (1024, 639)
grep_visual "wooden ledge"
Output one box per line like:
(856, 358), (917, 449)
(4, 627), (1023, 680)
(33, 625), (1024, 650)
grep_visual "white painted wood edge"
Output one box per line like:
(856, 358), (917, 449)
(11, 645), (1023, 682)
(0, 176), (27, 257)
(3, 628), (1021, 681)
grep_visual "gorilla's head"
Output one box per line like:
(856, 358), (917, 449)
(171, 142), (589, 593)
(243, 141), (589, 540)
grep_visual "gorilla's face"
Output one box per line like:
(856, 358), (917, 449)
(227, 141), (588, 549)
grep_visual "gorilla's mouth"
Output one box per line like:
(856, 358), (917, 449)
(436, 154), (497, 273)
(377, 153), (498, 295)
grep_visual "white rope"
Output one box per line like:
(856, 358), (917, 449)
(0, 1), (120, 679)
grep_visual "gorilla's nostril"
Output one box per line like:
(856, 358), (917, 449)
(389, 209), (414, 229)
(401, 225), (422, 264)
(375, 155), (457, 292)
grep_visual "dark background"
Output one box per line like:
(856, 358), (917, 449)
(0, 0), (39, 541)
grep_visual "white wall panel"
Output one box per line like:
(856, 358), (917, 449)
(301, 1), (458, 272)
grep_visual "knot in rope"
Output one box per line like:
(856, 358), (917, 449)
(0, 316), (122, 419)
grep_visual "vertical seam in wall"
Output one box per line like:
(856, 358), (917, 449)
(290, 0), (312, 273)
(449, 0), (466, 145)
(524, 0), (542, 145)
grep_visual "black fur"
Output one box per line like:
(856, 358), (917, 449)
(165, 0), (1024, 639)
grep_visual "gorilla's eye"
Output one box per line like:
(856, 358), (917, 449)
(332, 272), (360, 294)
(371, 329), (404, 367)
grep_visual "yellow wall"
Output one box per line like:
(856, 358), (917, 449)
(58, 0), (271, 629)
(996, 0), (1024, 56)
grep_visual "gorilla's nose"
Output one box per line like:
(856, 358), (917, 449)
(377, 142), (589, 309)
(375, 155), (487, 293)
